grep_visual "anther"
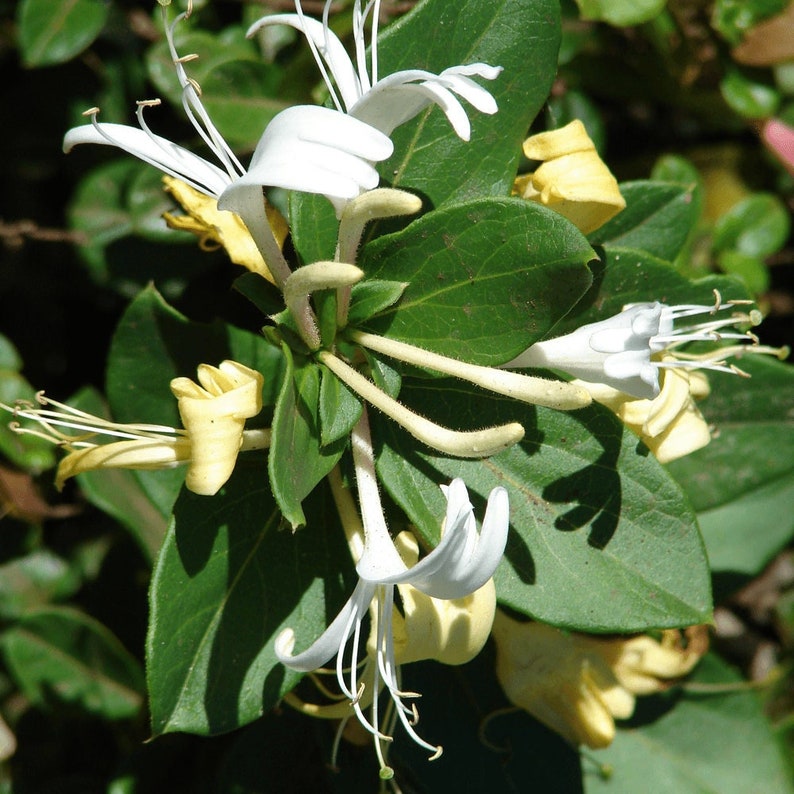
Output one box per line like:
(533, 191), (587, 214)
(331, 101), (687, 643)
(136, 99), (162, 108)
(82, 107), (100, 117)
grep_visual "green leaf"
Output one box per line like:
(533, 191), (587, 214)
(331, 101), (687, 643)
(574, 0), (666, 26)
(346, 280), (409, 326)
(375, 382), (711, 632)
(268, 346), (346, 528)
(668, 357), (794, 577)
(106, 286), (284, 521)
(318, 366), (362, 447)
(358, 198), (594, 365)
(712, 193), (791, 258)
(0, 607), (144, 720)
(720, 67), (781, 119)
(146, 469), (355, 736)
(717, 250), (770, 294)
(0, 551), (81, 620)
(588, 182), (701, 264)
(379, 0), (559, 198)
(290, 0), (563, 261)
(18, 0), (109, 67)
(584, 654), (794, 794)
(0, 334), (22, 371)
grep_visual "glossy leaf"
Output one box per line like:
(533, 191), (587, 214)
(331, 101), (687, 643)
(0, 607), (144, 720)
(0, 551), (80, 620)
(712, 193), (791, 258)
(268, 346), (346, 528)
(147, 469), (355, 736)
(668, 356), (794, 577)
(574, 0), (666, 26)
(358, 198), (594, 365)
(375, 382), (711, 632)
(588, 181), (700, 263)
(17, 0), (109, 67)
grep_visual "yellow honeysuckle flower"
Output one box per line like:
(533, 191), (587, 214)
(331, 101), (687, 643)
(491, 610), (707, 749)
(3, 360), (268, 497)
(163, 176), (288, 283)
(514, 119), (625, 234)
(573, 356), (712, 463)
(170, 360), (265, 495)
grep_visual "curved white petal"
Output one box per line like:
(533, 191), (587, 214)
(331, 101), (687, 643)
(218, 106), (392, 210)
(353, 80), (471, 139)
(63, 123), (231, 197)
(275, 578), (376, 672)
(437, 71), (499, 115)
(247, 14), (362, 110)
(358, 480), (510, 601)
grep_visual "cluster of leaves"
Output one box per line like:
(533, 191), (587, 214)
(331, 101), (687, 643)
(1, 0), (794, 792)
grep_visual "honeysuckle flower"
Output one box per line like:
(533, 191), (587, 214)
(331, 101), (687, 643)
(514, 120), (625, 234)
(284, 529), (497, 773)
(491, 611), (708, 749)
(3, 361), (268, 496)
(276, 415), (509, 772)
(504, 294), (767, 400)
(573, 357), (713, 463)
(232, 0), (501, 215)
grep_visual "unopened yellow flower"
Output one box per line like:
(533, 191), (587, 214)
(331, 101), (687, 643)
(163, 176), (288, 283)
(514, 120), (625, 234)
(491, 610), (707, 749)
(170, 360), (264, 495)
(574, 356), (712, 463)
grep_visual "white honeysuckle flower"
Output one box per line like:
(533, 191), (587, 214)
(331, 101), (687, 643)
(61, 6), (391, 281)
(275, 477), (509, 768)
(249, 2), (501, 140)
(238, 0), (501, 215)
(504, 295), (765, 400)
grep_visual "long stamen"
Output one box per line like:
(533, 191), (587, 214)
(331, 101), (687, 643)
(163, 8), (245, 180)
(295, 0), (345, 112)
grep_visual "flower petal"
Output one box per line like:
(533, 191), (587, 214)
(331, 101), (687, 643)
(63, 123), (231, 197)
(247, 13), (361, 110)
(275, 579), (376, 671)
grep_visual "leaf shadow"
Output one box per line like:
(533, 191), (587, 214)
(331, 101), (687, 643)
(542, 407), (623, 551)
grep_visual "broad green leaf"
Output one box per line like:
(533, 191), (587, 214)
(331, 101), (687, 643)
(376, 0), (561, 206)
(0, 551), (80, 620)
(712, 193), (790, 258)
(375, 382), (711, 632)
(0, 607), (144, 720)
(720, 67), (781, 119)
(346, 280), (409, 326)
(0, 334), (22, 371)
(290, 0), (563, 262)
(717, 250), (770, 294)
(584, 654), (794, 794)
(106, 286), (284, 521)
(588, 182), (701, 263)
(147, 469), (355, 736)
(18, 0), (109, 67)
(358, 198), (594, 365)
(69, 388), (168, 564)
(668, 357), (794, 577)
(318, 365), (362, 447)
(269, 346), (346, 528)
(574, 0), (666, 26)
